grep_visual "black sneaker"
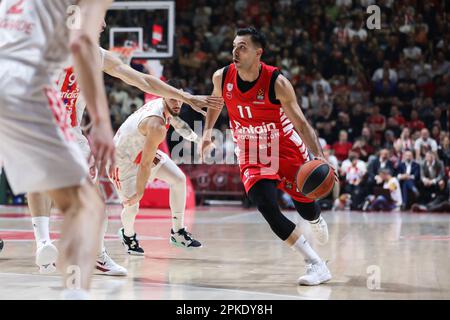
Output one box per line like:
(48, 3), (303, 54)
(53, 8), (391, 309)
(118, 228), (144, 256)
(170, 228), (202, 249)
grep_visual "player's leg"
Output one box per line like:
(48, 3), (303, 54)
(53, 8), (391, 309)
(47, 181), (104, 293)
(27, 192), (58, 273)
(248, 179), (331, 285)
(109, 166), (144, 256)
(279, 156), (330, 245)
(152, 155), (202, 249)
(93, 182), (127, 276)
(79, 137), (127, 275)
(292, 200), (329, 245)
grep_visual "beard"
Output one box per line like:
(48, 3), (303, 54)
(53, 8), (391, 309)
(167, 107), (180, 117)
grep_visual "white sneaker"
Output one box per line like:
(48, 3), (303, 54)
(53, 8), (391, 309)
(310, 216), (329, 245)
(39, 263), (56, 274)
(36, 241), (58, 274)
(96, 250), (127, 276)
(298, 260), (332, 286)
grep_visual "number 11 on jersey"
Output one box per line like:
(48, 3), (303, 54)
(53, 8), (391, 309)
(237, 105), (253, 119)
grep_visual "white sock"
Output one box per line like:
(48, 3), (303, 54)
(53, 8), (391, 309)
(172, 213), (185, 233)
(98, 217), (108, 255)
(291, 235), (321, 264)
(31, 216), (50, 246)
(169, 176), (186, 232)
(121, 204), (139, 237)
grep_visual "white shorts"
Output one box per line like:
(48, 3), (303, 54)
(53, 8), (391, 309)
(109, 150), (168, 202)
(0, 67), (88, 194)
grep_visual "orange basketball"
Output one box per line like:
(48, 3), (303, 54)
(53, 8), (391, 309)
(296, 159), (335, 200)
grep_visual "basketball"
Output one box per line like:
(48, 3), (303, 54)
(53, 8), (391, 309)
(296, 159), (335, 200)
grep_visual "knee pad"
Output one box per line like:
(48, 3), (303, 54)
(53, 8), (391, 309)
(294, 201), (321, 221)
(256, 203), (295, 241)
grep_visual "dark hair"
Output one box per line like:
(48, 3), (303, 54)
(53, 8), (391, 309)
(236, 27), (266, 50)
(166, 79), (182, 90)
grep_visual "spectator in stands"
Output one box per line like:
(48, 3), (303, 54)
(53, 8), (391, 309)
(414, 128), (438, 161)
(397, 150), (421, 209)
(403, 36), (422, 61)
(437, 135), (450, 167)
(420, 151), (445, 202)
(407, 109), (426, 132)
(383, 130), (396, 150)
(324, 145), (339, 172)
(431, 124), (442, 144)
(367, 148), (395, 185)
(332, 130), (353, 162)
(309, 84), (331, 111)
(394, 127), (414, 154)
(412, 171), (450, 213)
(387, 105), (407, 131)
(110, 82), (130, 116)
(312, 71), (332, 95)
(435, 51), (450, 77)
(340, 151), (367, 207)
(430, 107), (448, 131)
(335, 112), (355, 141)
(372, 60), (398, 84)
(367, 105), (386, 143)
(368, 168), (403, 212)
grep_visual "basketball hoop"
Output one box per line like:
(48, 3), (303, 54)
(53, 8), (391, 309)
(110, 46), (137, 65)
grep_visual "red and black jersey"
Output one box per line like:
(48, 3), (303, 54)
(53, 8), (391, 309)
(221, 62), (312, 202)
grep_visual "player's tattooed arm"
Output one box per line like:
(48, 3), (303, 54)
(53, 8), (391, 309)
(170, 117), (201, 144)
(124, 117), (166, 206)
(275, 75), (325, 158)
(102, 51), (222, 115)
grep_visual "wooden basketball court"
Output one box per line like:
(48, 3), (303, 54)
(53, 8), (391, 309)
(0, 205), (449, 299)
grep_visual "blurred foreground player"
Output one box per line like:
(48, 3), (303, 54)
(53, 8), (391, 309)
(0, 0), (114, 298)
(202, 28), (333, 285)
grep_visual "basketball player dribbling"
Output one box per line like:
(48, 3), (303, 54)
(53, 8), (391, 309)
(0, 0), (115, 298)
(109, 79), (203, 254)
(27, 22), (223, 275)
(201, 28), (334, 285)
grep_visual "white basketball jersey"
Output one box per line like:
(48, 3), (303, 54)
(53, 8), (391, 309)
(56, 48), (107, 132)
(0, 0), (77, 84)
(114, 98), (171, 164)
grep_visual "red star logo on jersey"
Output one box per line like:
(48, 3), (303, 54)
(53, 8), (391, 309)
(256, 88), (265, 101)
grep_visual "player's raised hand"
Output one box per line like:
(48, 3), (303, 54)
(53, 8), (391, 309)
(184, 95), (223, 116)
(89, 121), (115, 176)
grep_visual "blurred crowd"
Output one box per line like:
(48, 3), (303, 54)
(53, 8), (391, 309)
(103, 0), (450, 212)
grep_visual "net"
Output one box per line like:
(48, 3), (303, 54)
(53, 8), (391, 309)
(110, 46), (138, 65)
